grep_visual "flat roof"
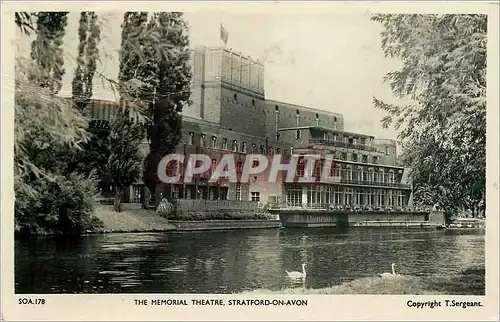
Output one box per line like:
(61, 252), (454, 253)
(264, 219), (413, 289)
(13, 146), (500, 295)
(267, 99), (343, 117)
(278, 126), (375, 139)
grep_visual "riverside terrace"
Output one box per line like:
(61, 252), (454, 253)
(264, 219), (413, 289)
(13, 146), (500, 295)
(273, 125), (414, 212)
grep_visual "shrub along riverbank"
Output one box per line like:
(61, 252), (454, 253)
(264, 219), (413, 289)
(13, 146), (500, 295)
(240, 267), (485, 295)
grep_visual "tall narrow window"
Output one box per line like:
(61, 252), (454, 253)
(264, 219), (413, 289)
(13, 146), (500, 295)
(212, 136), (217, 149)
(251, 143), (257, 153)
(200, 134), (206, 147)
(241, 142), (247, 153)
(188, 132), (194, 145)
(222, 138), (228, 150)
(236, 184), (242, 201)
(232, 140), (238, 152)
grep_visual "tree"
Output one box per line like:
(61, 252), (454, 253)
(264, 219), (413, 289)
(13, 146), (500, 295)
(14, 57), (89, 200)
(72, 11), (101, 112)
(14, 11), (162, 234)
(117, 12), (192, 208)
(14, 12), (103, 235)
(143, 12), (192, 205)
(30, 12), (69, 94)
(372, 14), (486, 219)
(107, 108), (145, 212)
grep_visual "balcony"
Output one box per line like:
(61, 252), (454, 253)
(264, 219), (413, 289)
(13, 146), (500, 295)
(309, 138), (377, 152)
(338, 178), (411, 189)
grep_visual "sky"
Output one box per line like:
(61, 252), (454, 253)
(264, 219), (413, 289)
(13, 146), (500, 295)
(16, 11), (405, 141)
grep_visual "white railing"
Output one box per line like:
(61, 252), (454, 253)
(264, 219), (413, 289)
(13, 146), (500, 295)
(268, 203), (433, 213)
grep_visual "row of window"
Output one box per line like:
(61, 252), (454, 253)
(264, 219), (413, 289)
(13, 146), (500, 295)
(234, 184), (260, 202)
(296, 166), (398, 182)
(187, 132), (288, 155)
(320, 135), (369, 145)
(286, 186), (408, 207)
(296, 153), (379, 165)
(185, 133), (390, 167)
(343, 153), (377, 163)
(185, 132), (389, 167)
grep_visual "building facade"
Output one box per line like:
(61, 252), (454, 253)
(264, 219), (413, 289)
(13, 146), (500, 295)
(86, 45), (412, 209)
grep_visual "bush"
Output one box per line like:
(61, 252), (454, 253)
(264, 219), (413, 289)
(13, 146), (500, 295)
(156, 198), (175, 218)
(15, 173), (103, 235)
(167, 210), (273, 221)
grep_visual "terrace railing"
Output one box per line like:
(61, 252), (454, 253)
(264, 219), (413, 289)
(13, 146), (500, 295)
(267, 202), (432, 213)
(309, 138), (378, 152)
(338, 179), (411, 189)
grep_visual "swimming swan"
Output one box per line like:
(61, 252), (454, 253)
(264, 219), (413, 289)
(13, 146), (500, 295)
(286, 263), (307, 279)
(379, 263), (398, 278)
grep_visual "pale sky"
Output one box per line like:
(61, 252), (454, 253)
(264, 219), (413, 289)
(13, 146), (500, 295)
(16, 11), (405, 141)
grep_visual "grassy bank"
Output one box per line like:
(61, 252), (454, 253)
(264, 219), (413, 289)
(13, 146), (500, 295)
(92, 205), (176, 233)
(241, 267), (485, 295)
(92, 205), (277, 234)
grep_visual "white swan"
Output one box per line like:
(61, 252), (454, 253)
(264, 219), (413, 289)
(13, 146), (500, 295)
(286, 263), (307, 279)
(379, 263), (398, 278)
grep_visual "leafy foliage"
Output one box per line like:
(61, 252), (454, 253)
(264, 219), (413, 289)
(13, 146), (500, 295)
(118, 12), (192, 204)
(15, 12), (103, 235)
(15, 173), (101, 235)
(72, 12), (101, 111)
(144, 12), (192, 200)
(77, 127), (112, 191)
(107, 108), (146, 212)
(156, 198), (174, 217)
(14, 57), (101, 234)
(14, 57), (90, 197)
(30, 12), (69, 94)
(15, 12), (36, 35)
(14, 11), (192, 233)
(372, 14), (486, 218)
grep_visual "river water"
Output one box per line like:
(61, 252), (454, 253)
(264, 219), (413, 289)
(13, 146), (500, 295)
(15, 227), (484, 294)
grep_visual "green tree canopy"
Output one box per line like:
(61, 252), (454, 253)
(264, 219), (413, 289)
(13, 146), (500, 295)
(118, 12), (192, 205)
(372, 14), (486, 218)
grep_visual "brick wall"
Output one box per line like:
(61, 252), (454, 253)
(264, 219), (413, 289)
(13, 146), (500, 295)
(219, 86), (267, 137)
(374, 138), (397, 166)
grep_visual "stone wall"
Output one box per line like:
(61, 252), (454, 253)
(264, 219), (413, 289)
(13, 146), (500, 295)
(347, 212), (428, 223)
(170, 220), (281, 231)
(429, 211), (446, 225)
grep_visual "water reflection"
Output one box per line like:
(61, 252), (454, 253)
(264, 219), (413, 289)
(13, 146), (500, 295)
(15, 228), (484, 294)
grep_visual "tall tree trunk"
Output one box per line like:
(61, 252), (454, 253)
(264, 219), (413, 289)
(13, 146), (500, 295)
(142, 187), (151, 209)
(114, 186), (122, 212)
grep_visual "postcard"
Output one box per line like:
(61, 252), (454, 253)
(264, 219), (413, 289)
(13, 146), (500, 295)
(1, 1), (498, 321)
